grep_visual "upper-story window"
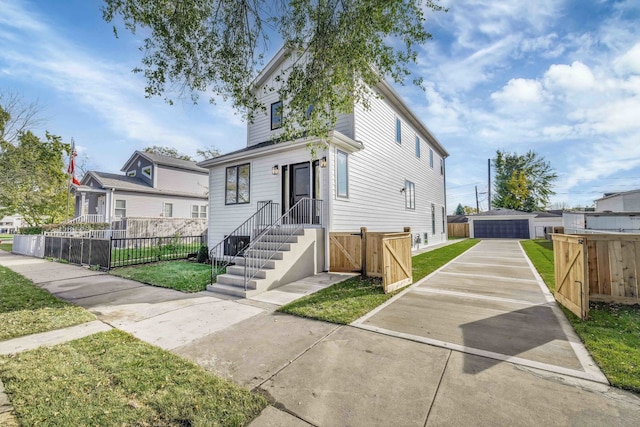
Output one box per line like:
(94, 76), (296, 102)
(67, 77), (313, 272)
(226, 163), (251, 205)
(415, 136), (420, 158)
(395, 117), (402, 144)
(271, 101), (283, 130)
(142, 166), (152, 178)
(440, 158), (444, 175)
(429, 149), (434, 168)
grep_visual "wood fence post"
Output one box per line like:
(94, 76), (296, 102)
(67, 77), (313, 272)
(361, 227), (367, 276)
(404, 227), (411, 233)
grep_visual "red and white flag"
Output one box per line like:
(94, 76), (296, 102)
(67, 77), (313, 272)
(68, 138), (79, 186)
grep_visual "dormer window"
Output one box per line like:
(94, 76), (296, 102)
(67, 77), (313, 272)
(127, 170), (136, 177)
(271, 100), (283, 130)
(142, 166), (152, 178)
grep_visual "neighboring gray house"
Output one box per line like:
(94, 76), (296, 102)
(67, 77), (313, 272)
(198, 48), (448, 296)
(594, 189), (640, 212)
(72, 151), (209, 223)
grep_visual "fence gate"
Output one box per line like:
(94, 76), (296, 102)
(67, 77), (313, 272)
(381, 233), (413, 293)
(329, 231), (363, 273)
(552, 234), (589, 319)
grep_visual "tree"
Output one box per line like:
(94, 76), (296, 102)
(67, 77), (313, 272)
(0, 106), (71, 225)
(102, 0), (446, 144)
(463, 205), (478, 215)
(492, 150), (557, 212)
(0, 90), (45, 144)
(143, 145), (193, 160)
(196, 146), (221, 160)
(454, 203), (464, 215)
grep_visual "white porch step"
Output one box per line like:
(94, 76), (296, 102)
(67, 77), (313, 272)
(242, 249), (286, 259)
(250, 242), (292, 251)
(233, 257), (278, 269)
(226, 265), (274, 279)
(206, 283), (262, 298)
(258, 234), (300, 244)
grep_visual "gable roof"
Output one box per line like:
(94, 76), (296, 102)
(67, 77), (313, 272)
(80, 171), (206, 198)
(121, 151), (208, 174)
(251, 47), (448, 158)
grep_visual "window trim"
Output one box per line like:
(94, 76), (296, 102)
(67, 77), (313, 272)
(271, 100), (283, 130)
(192, 204), (207, 218)
(127, 170), (136, 177)
(440, 158), (444, 175)
(431, 203), (436, 235)
(142, 166), (152, 179)
(395, 117), (402, 144)
(405, 180), (415, 210)
(163, 202), (173, 218)
(415, 136), (420, 158)
(442, 206), (445, 233)
(115, 199), (126, 218)
(225, 163), (251, 205)
(429, 149), (434, 168)
(336, 150), (349, 198)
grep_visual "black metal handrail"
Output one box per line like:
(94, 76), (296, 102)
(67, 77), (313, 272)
(242, 198), (325, 290)
(209, 201), (280, 281)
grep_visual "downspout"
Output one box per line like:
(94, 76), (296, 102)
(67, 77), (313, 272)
(325, 148), (332, 272)
(443, 157), (448, 241)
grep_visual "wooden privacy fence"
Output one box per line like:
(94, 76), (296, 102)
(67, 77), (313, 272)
(330, 227), (413, 293)
(552, 233), (640, 319)
(448, 223), (469, 238)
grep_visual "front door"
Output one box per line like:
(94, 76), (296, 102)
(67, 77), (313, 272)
(289, 162), (310, 224)
(97, 196), (105, 220)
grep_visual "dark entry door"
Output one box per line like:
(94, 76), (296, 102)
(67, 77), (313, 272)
(289, 162), (310, 223)
(290, 162), (310, 206)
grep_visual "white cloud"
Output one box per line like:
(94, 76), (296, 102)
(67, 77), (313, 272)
(491, 78), (544, 104)
(543, 61), (596, 92)
(614, 43), (640, 75)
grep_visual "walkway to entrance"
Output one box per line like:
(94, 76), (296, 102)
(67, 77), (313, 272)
(353, 239), (607, 383)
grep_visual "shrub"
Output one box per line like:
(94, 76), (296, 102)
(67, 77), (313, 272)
(197, 245), (209, 264)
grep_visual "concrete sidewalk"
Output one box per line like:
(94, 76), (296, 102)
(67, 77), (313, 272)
(1, 248), (640, 426)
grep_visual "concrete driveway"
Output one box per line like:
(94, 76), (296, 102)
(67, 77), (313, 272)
(353, 239), (606, 383)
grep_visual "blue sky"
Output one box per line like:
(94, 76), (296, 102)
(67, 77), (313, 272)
(1, 0), (639, 212)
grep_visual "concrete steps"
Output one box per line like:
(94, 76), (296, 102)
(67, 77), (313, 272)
(207, 228), (324, 298)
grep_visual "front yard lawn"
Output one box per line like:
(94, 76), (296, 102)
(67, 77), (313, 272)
(278, 239), (480, 324)
(0, 242), (11, 252)
(0, 329), (266, 426)
(521, 239), (640, 394)
(0, 265), (95, 341)
(110, 260), (211, 293)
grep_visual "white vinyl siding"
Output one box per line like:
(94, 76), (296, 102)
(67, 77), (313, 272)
(155, 166), (208, 195)
(111, 192), (207, 219)
(330, 88), (446, 245)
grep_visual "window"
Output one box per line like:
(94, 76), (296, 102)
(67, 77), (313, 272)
(429, 149), (433, 168)
(271, 100), (283, 130)
(226, 163), (250, 204)
(337, 150), (348, 198)
(440, 158), (444, 175)
(192, 205), (207, 218)
(442, 206), (445, 233)
(163, 203), (173, 218)
(415, 136), (420, 158)
(142, 166), (152, 178)
(405, 180), (415, 209)
(115, 200), (126, 218)
(127, 170), (136, 177)
(431, 203), (436, 234)
(395, 118), (402, 144)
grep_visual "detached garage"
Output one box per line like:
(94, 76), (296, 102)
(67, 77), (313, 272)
(468, 209), (536, 239)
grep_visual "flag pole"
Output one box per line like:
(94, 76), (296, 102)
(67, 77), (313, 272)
(66, 138), (75, 223)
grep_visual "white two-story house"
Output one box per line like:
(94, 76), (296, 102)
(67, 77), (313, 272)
(198, 49), (448, 296)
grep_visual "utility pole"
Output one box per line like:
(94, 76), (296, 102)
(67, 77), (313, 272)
(487, 158), (491, 210)
(475, 185), (479, 213)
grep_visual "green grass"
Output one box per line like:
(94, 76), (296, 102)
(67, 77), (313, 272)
(0, 242), (11, 252)
(111, 242), (202, 267)
(0, 265), (95, 341)
(520, 239), (555, 292)
(110, 260), (211, 292)
(521, 239), (640, 394)
(0, 233), (13, 239)
(279, 239), (480, 324)
(0, 329), (267, 426)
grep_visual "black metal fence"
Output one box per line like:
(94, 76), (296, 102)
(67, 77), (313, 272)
(44, 235), (205, 269)
(110, 235), (205, 268)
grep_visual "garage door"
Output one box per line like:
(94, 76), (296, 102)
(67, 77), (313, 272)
(474, 220), (530, 239)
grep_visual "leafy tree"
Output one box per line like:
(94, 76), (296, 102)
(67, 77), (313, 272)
(196, 146), (221, 160)
(102, 0), (446, 143)
(143, 145), (193, 160)
(454, 203), (464, 215)
(0, 107), (71, 225)
(463, 206), (478, 215)
(492, 150), (557, 212)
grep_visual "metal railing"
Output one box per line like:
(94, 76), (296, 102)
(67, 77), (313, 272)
(44, 229), (127, 239)
(110, 235), (205, 268)
(242, 198), (325, 290)
(209, 201), (280, 280)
